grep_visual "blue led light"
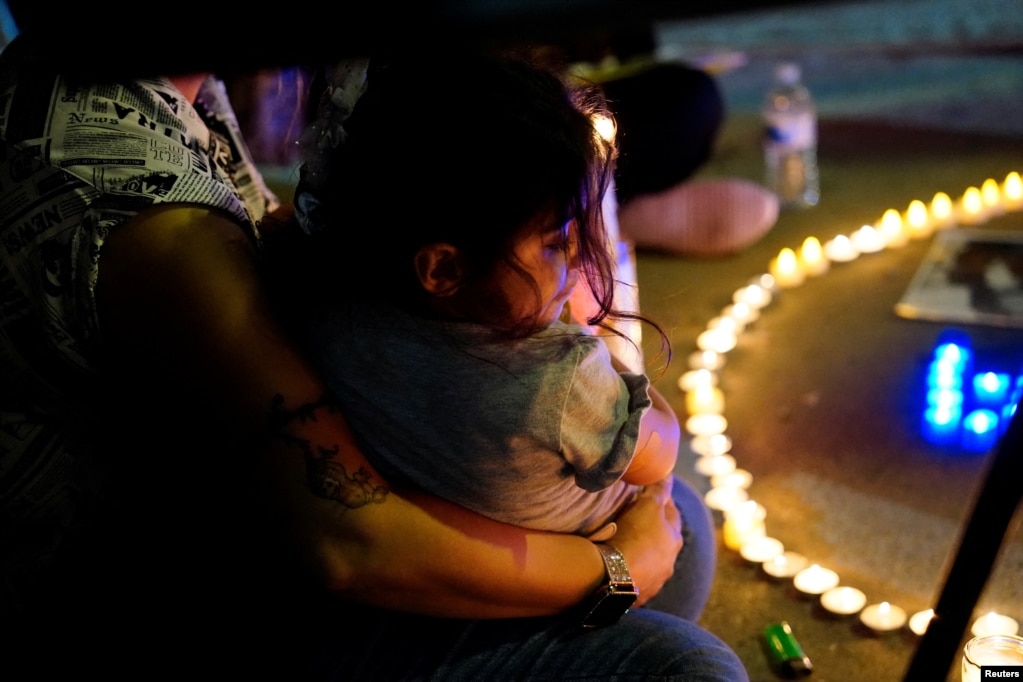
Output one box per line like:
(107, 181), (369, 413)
(1002, 376), (1023, 428)
(926, 388), (963, 410)
(922, 403), (962, 446)
(961, 409), (1000, 452)
(973, 371), (1011, 406)
(927, 360), (963, 390)
(918, 330), (1020, 451)
(934, 342), (970, 368)
(924, 361), (961, 388)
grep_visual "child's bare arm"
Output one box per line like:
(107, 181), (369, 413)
(622, 384), (680, 485)
(607, 353), (681, 486)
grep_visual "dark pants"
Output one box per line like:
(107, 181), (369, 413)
(603, 63), (726, 205)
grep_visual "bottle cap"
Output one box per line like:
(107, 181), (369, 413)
(775, 62), (801, 85)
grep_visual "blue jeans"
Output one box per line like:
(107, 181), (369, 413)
(312, 476), (748, 681)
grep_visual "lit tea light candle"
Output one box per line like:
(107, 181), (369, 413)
(769, 247), (805, 288)
(820, 586), (867, 615)
(685, 413), (727, 437)
(793, 564), (840, 595)
(710, 468), (753, 490)
(1003, 171), (1023, 210)
(703, 485), (748, 512)
(706, 315), (744, 336)
(930, 191), (955, 229)
(981, 178), (1004, 218)
(678, 368), (717, 392)
(959, 186), (985, 224)
(860, 601), (907, 633)
(688, 349), (725, 371)
(722, 500), (766, 550)
(909, 608), (935, 635)
(722, 302), (760, 326)
(733, 283), (773, 309)
(763, 551), (808, 579)
(972, 611), (1020, 637)
(905, 199), (933, 240)
(696, 328), (737, 354)
(739, 536), (784, 563)
(686, 383), (725, 415)
(690, 434), (732, 457)
(748, 273), (778, 293)
(798, 236), (829, 276)
(694, 453), (736, 476)
(851, 225), (885, 253)
(877, 208), (908, 248)
(823, 234), (859, 262)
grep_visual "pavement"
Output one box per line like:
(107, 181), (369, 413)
(641, 2), (1023, 680)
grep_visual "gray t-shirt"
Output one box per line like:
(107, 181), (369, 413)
(310, 301), (650, 536)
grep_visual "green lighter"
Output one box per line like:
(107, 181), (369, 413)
(763, 621), (813, 677)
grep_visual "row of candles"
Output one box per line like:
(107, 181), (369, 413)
(768, 171), (1023, 288)
(678, 171), (1022, 636)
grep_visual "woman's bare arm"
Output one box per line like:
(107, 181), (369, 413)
(95, 204), (681, 615)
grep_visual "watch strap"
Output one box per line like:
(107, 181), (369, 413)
(594, 543), (633, 587)
(579, 542), (638, 628)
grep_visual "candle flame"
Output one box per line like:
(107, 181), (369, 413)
(725, 301), (758, 325)
(1004, 171), (1022, 202)
(801, 236), (822, 257)
(734, 284), (772, 309)
(777, 247), (798, 270)
(880, 208), (902, 232)
(931, 191), (952, 217)
(852, 225), (885, 253)
(906, 200), (928, 228)
(770, 248), (804, 287)
(929, 191), (954, 229)
(876, 208), (907, 247)
(962, 186), (984, 216)
(981, 178), (1001, 208)
(799, 236), (829, 275)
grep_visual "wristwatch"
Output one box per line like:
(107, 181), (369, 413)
(580, 543), (639, 629)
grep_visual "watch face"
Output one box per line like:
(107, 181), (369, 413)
(581, 586), (639, 629)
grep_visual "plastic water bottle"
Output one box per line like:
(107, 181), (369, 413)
(762, 62), (819, 208)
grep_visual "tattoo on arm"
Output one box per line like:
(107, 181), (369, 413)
(268, 394), (389, 509)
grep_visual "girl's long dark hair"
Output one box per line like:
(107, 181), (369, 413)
(265, 48), (669, 364)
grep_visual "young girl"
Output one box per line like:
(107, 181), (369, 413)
(280, 50), (681, 539)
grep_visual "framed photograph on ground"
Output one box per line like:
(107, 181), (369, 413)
(895, 228), (1023, 329)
